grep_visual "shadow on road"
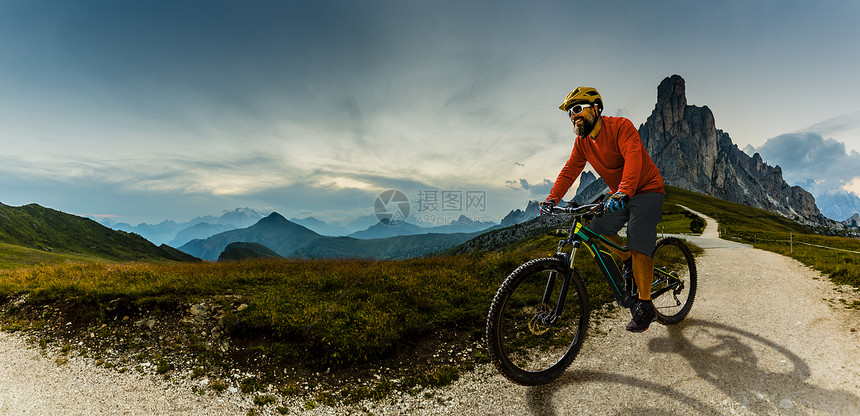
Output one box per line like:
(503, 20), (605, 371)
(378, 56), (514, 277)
(525, 368), (719, 415)
(525, 319), (860, 415)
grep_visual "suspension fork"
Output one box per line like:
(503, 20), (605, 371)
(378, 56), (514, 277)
(540, 246), (577, 325)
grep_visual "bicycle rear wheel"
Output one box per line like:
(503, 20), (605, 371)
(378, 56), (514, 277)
(486, 258), (590, 386)
(650, 237), (697, 324)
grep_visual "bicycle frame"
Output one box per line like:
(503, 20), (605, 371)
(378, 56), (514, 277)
(547, 203), (684, 314)
(553, 209), (634, 308)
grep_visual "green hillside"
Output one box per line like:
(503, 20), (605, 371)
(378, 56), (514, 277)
(0, 202), (199, 265)
(296, 232), (481, 260)
(662, 186), (811, 235)
(218, 242), (282, 261)
(0, 242), (107, 269)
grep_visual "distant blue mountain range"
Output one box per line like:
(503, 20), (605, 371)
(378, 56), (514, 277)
(177, 212), (488, 261)
(100, 208), (269, 246)
(103, 202), (542, 257)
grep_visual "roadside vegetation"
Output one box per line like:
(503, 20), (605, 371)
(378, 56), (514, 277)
(663, 186), (860, 289)
(657, 202), (707, 235)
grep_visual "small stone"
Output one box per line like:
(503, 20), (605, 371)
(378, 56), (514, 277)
(236, 304), (249, 312)
(190, 305), (208, 317)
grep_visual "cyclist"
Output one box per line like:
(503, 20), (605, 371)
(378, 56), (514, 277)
(540, 86), (665, 332)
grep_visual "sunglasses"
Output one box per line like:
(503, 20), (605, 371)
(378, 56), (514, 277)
(567, 103), (592, 117)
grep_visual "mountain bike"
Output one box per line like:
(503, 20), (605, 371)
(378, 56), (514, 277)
(486, 197), (697, 385)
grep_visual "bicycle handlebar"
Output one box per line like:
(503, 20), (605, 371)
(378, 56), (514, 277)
(547, 194), (607, 217)
(551, 202), (603, 216)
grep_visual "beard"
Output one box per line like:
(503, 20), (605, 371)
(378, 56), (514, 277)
(573, 112), (598, 137)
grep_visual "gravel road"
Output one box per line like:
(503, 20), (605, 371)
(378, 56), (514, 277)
(1, 211), (859, 415)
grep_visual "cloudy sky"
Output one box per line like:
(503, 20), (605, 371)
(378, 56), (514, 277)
(1, 0), (859, 226)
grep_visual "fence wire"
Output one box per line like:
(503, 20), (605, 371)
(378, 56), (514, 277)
(726, 232), (860, 255)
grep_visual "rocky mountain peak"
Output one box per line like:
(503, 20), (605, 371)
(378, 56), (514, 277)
(641, 75), (836, 229)
(260, 212), (289, 223)
(844, 213), (860, 228)
(499, 201), (541, 228)
(574, 171), (597, 197)
(641, 76), (719, 197)
(656, 74), (687, 124)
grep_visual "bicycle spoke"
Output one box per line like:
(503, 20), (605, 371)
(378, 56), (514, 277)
(649, 238), (697, 324)
(487, 258), (590, 385)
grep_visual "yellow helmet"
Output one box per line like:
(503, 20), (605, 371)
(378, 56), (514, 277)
(559, 87), (603, 113)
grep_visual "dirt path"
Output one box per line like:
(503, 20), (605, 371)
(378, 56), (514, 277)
(0, 332), (254, 415)
(0, 211), (858, 415)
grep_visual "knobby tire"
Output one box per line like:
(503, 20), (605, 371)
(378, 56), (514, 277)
(486, 257), (590, 386)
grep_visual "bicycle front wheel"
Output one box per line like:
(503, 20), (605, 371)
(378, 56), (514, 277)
(486, 257), (590, 386)
(650, 237), (697, 324)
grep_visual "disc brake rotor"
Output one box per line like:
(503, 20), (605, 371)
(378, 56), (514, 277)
(528, 303), (553, 335)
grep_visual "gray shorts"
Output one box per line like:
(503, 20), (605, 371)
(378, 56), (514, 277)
(590, 192), (664, 257)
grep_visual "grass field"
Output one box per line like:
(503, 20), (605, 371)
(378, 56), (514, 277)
(0, 233), (626, 370)
(0, 242), (109, 270)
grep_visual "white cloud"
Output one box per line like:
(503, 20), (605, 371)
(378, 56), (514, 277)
(843, 177), (860, 197)
(755, 132), (860, 194)
(801, 111), (860, 137)
(319, 177), (378, 191)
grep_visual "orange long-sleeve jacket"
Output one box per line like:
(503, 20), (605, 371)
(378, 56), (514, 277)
(547, 116), (664, 204)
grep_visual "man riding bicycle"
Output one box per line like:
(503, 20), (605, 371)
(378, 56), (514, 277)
(540, 86), (665, 332)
